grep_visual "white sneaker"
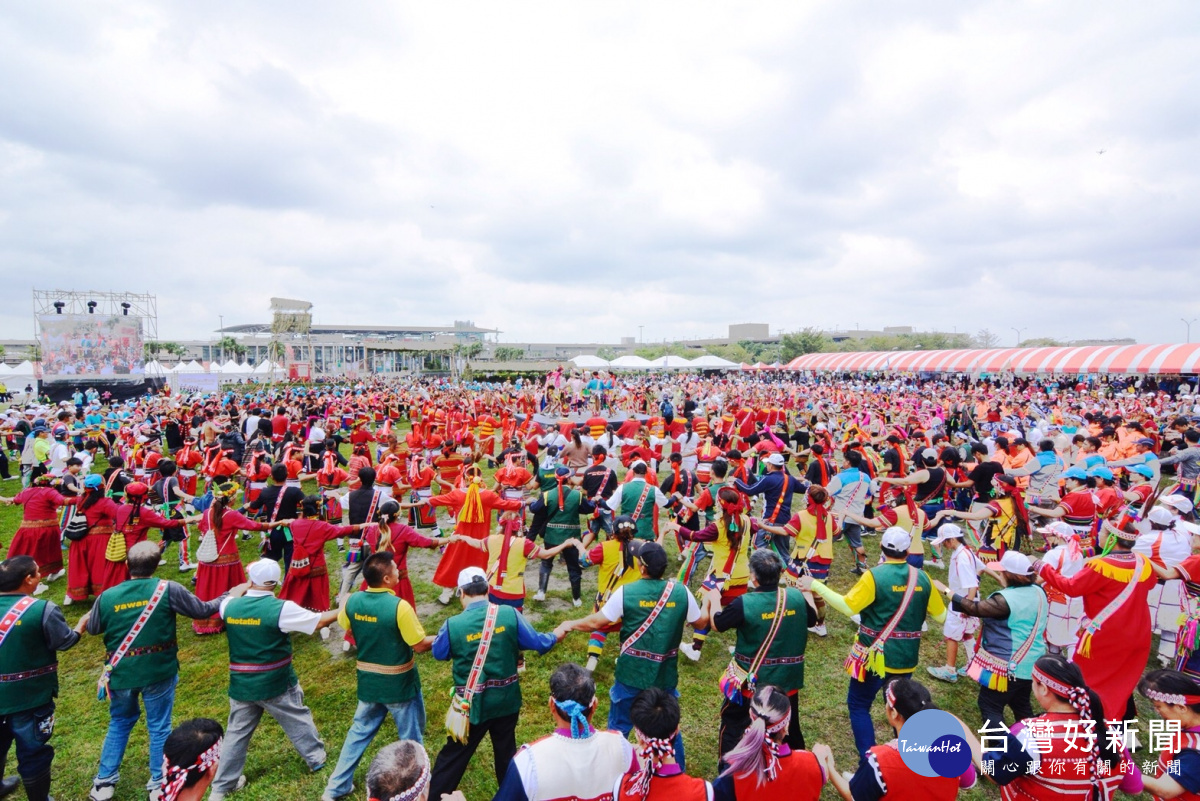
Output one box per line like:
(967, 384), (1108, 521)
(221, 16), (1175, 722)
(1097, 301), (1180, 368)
(320, 627), (331, 641)
(585, 656), (599, 673)
(573, 598), (583, 608)
(33, 583), (48, 596)
(88, 781), (115, 801)
(342, 639), (352, 652)
(321, 785), (352, 801)
(533, 591), (546, 602)
(808, 623), (828, 637)
(178, 562), (197, 572)
(158, 559), (166, 566)
(678, 642), (701, 662)
(927, 559), (945, 569)
(62, 595), (73, 607)
(438, 588), (453, 605)
(209, 775), (247, 801)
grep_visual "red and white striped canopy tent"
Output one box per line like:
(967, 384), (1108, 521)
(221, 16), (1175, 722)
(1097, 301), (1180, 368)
(784, 344), (1200, 375)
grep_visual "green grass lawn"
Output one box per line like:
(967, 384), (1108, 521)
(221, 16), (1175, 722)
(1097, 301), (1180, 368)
(0, 436), (1163, 800)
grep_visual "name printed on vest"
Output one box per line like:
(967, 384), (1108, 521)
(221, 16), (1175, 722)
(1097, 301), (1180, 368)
(226, 618), (262, 626)
(467, 626), (506, 642)
(760, 609), (797, 621)
(113, 599), (150, 613)
(353, 613), (378, 623)
(892, 585), (925, 593)
(640, 601), (677, 608)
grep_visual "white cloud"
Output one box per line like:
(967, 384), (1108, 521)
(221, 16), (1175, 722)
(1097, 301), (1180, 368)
(0, 0), (1197, 346)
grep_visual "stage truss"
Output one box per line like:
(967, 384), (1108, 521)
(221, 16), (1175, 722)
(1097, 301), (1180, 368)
(33, 290), (159, 342)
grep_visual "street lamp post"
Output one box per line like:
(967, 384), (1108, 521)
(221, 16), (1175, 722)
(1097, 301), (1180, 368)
(1184, 318), (1198, 343)
(638, 325), (644, 344)
(218, 315), (224, 362)
(1012, 327), (1026, 347)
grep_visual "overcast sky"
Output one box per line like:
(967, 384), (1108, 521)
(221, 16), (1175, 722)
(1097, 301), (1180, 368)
(1, 2), (1198, 347)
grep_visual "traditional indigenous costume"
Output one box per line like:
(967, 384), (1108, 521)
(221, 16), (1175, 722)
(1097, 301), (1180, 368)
(71, 493), (122, 602)
(278, 517), (358, 611)
(427, 480), (522, 589)
(193, 504), (267, 634)
(6, 482), (76, 575)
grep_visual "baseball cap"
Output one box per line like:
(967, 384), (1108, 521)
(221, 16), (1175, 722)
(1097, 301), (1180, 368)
(765, 453), (785, 467)
(637, 542), (668, 578)
(83, 474), (103, 489)
(247, 559), (282, 586)
(1087, 466), (1114, 481)
(880, 526), (912, 552)
(996, 551), (1033, 577)
(1136, 438), (1156, 447)
(1037, 521), (1076, 540)
(1161, 495), (1195, 514)
(1061, 467), (1088, 481)
(1148, 507), (1176, 526)
(457, 566), (487, 589)
(931, 523), (964, 545)
(1128, 465), (1154, 478)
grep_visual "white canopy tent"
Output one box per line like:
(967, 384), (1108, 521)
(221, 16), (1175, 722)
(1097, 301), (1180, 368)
(607, 355), (654, 369)
(646, 355), (694, 369)
(687, 354), (740, 369)
(570, 355), (611, 368)
(143, 360), (168, 377)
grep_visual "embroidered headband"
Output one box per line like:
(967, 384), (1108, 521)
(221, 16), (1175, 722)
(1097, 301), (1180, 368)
(161, 737), (222, 801)
(1144, 688), (1200, 706)
(1032, 666), (1074, 698)
(368, 757), (430, 801)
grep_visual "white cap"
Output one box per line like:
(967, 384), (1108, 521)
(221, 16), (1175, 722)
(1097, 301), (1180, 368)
(457, 566), (487, 589)
(814, 422), (827, 431)
(1148, 507), (1177, 526)
(996, 550), (1033, 577)
(1162, 495), (1195, 514)
(1037, 521), (1075, 539)
(880, 526), (912, 552)
(247, 559), (282, 586)
(931, 523), (964, 545)
(629, 459), (648, 471)
(921, 447), (939, 461)
(765, 453), (786, 466)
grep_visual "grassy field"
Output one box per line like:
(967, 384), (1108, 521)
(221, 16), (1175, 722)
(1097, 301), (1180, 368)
(0, 436), (1162, 800)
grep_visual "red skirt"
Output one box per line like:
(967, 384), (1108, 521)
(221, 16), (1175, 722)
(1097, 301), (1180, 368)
(68, 529), (108, 601)
(193, 555), (247, 634)
(431, 536), (486, 589)
(97, 532), (145, 593)
(7, 519), (63, 575)
(279, 562), (332, 612)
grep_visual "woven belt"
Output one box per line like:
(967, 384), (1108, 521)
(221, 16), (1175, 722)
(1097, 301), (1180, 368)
(229, 656), (293, 673)
(356, 659), (415, 675)
(858, 625), (922, 640)
(735, 653), (805, 667)
(623, 647), (678, 663)
(20, 518), (58, 529)
(0, 664), (57, 683)
(107, 639), (177, 660)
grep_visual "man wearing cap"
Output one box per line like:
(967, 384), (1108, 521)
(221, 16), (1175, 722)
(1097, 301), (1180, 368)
(81, 541), (249, 801)
(605, 461), (671, 543)
(800, 527), (946, 757)
(1135, 506), (1192, 666)
(926, 523), (983, 683)
(1110, 437), (1161, 485)
(322, 551), (434, 801)
(932, 551), (1048, 729)
(1036, 518), (1156, 720)
(557, 542), (709, 768)
(428, 566), (563, 800)
(1035, 521), (1085, 657)
(209, 559), (342, 801)
(734, 451), (805, 549)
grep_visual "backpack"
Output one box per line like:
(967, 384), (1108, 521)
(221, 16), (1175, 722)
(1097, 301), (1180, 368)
(660, 400), (675, 422)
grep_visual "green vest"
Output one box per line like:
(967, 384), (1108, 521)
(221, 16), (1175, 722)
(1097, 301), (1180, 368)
(94, 578), (178, 691)
(732, 587), (808, 691)
(0, 596), (57, 715)
(348, 591), (420, 704)
(981, 585), (1048, 680)
(536, 466), (559, 494)
(616, 579), (690, 690)
(543, 487), (582, 546)
(446, 602), (521, 725)
(224, 595), (297, 702)
(856, 561), (931, 673)
(620, 480), (657, 541)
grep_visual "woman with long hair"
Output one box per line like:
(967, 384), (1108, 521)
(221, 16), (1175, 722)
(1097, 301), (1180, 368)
(756, 484), (834, 635)
(713, 685), (825, 801)
(1138, 669), (1200, 799)
(191, 487), (284, 634)
(816, 677), (978, 800)
(578, 514), (646, 673)
(278, 495), (364, 614)
(100, 481), (193, 591)
(72, 472), (123, 605)
(0, 465), (78, 586)
(670, 486), (753, 661)
(981, 654), (1140, 799)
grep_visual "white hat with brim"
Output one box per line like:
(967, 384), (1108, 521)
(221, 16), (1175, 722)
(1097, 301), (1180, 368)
(457, 566), (487, 589)
(931, 523), (964, 545)
(995, 550), (1033, 577)
(247, 559), (282, 586)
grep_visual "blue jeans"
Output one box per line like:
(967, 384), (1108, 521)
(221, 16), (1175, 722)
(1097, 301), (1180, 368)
(590, 506), (614, 537)
(324, 695), (426, 799)
(95, 675), (177, 788)
(0, 701), (56, 782)
(608, 681), (685, 769)
(847, 672), (903, 757)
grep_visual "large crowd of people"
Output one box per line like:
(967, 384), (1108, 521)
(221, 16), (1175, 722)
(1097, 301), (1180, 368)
(0, 367), (1199, 800)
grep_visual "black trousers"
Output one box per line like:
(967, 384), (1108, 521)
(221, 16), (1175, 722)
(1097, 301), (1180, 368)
(538, 544), (582, 599)
(429, 711), (519, 800)
(978, 679), (1033, 730)
(718, 692), (804, 761)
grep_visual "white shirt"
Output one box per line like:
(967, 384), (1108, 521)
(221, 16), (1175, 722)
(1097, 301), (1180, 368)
(307, 426), (326, 445)
(244, 414), (261, 439)
(948, 545), (983, 594)
(220, 590), (321, 635)
(600, 585), (701, 624)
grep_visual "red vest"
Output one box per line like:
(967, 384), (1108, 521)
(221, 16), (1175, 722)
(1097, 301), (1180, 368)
(730, 749), (823, 801)
(1156, 730), (1200, 801)
(999, 713), (1129, 801)
(616, 770), (708, 801)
